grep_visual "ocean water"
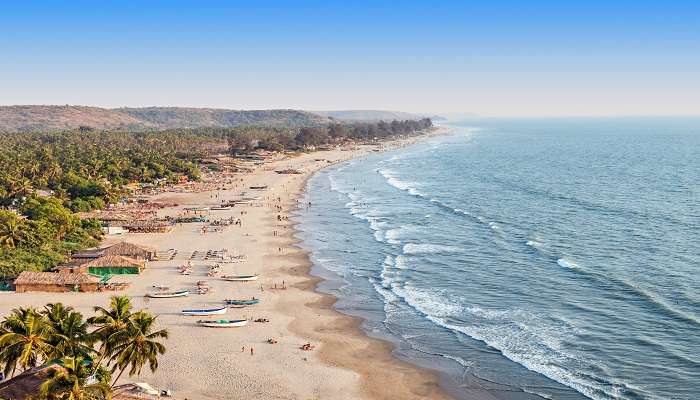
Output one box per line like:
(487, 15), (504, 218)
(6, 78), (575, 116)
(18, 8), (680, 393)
(295, 118), (700, 400)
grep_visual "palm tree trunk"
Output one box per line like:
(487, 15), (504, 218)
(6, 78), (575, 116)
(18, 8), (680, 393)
(93, 348), (108, 372)
(111, 367), (126, 389)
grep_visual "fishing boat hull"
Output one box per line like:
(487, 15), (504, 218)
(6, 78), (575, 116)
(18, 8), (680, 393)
(147, 290), (189, 298)
(225, 299), (260, 306)
(181, 307), (227, 316)
(221, 274), (259, 282)
(197, 319), (248, 328)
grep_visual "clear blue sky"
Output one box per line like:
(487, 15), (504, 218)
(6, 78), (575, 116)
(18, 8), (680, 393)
(1, 1), (698, 116)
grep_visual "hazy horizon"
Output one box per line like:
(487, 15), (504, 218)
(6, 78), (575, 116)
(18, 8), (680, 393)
(2, 1), (698, 117)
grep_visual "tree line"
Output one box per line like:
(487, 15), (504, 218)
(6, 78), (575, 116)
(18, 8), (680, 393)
(0, 296), (167, 399)
(228, 118), (433, 153)
(0, 119), (431, 209)
(0, 119), (432, 277)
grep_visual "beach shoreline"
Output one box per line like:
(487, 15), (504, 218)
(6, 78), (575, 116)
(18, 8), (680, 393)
(285, 160), (454, 400)
(0, 128), (458, 400)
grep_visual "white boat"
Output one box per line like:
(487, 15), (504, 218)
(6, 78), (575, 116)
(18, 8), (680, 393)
(184, 207), (210, 211)
(181, 306), (227, 316)
(146, 290), (189, 298)
(197, 319), (248, 328)
(221, 274), (259, 282)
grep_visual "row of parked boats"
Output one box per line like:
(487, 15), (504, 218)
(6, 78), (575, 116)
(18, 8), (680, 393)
(145, 274), (262, 328)
(147, 274), (260, 297)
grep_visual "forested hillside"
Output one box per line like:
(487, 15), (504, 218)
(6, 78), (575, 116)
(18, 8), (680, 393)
(0, 106), (329, 132)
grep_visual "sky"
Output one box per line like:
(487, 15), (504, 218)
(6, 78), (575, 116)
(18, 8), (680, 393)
(1, 1), (699, 116)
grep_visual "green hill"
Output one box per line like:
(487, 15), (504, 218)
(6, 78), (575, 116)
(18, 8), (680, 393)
(0, 105), (330, 132)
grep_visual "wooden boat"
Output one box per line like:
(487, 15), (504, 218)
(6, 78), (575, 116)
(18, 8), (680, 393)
(210, 206), (232, 210)
(184, 207), (210, 211)
(197, 319), (248, 328)
(225, 298), (260, 306)
(221, 274), (259, 282)
(146, 290), (189, 298)
(181, 306), (227, 316)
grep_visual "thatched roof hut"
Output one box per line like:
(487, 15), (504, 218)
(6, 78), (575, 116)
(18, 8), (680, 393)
(0, 366), (158, 400)
(82, 255), (146, 275)
(13, 272), (100, 293)
(122, 220), (173, 233)
(72, 241), (157, 261)
(100, 241), (157, 260)
(54, 263), (89, 274)
(0, 364), (65, 399)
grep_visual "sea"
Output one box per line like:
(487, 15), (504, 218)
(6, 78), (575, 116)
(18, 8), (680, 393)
(295, 117), (699, 400)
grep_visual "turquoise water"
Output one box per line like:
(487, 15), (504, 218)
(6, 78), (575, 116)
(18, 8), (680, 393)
(296, 118), (700, 400)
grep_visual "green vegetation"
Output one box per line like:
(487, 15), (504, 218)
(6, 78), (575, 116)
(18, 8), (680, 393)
(0, 118), (431, 277)
(0, 130), (204, 209)
(230, 118), (433, 152)
(0, 129), (209, 277)
(0, 199), (102, 277)
(0, 296), (167, 399)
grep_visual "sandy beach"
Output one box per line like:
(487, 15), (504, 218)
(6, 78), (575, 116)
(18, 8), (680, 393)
(0, 132), (452, 400)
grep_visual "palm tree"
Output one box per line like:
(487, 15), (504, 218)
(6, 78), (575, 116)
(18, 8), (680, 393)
(43, 303), (95, 360)
(108, 312), (167, 387)
(0, 307), (54, 377)
(9, 177), (33, 200)
(87, 296), (132, 366)
(0, 215), (21, 248)
(38, 356), (111, 400)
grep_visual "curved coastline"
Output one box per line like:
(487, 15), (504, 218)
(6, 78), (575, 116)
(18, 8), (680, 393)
(289, 127), (566, 400)
(286, 172), (453, 400)
(283, 127), (491, 400)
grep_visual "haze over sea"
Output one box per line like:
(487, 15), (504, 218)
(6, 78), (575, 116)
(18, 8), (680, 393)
(297, 118), (700, 400)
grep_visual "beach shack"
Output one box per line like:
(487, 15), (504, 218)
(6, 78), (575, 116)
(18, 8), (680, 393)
(0, 364), (65, 399)
(72, 241), (157, 261)
(0, 366), (161, 400)
(82, 255), (146, 276)
(13, 271), (100, 293)
(99, 241), (157, 260)
(122, 220), (173, 233)
(53, 262), (89, 274)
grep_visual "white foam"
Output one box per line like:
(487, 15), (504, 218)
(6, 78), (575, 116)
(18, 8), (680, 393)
(557, 258), (580, 270)
(403, 243), (463, 255)
(391, 286), (622, 400)
(327, 173), (344, 194)
(526, 239), (545, 250)
(393, 285), (462, 317)
(378, 168), (424, 196)
(394, 255), (407, 270)
(378, 255), (395, 288)
(384, 225), (420, 245)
